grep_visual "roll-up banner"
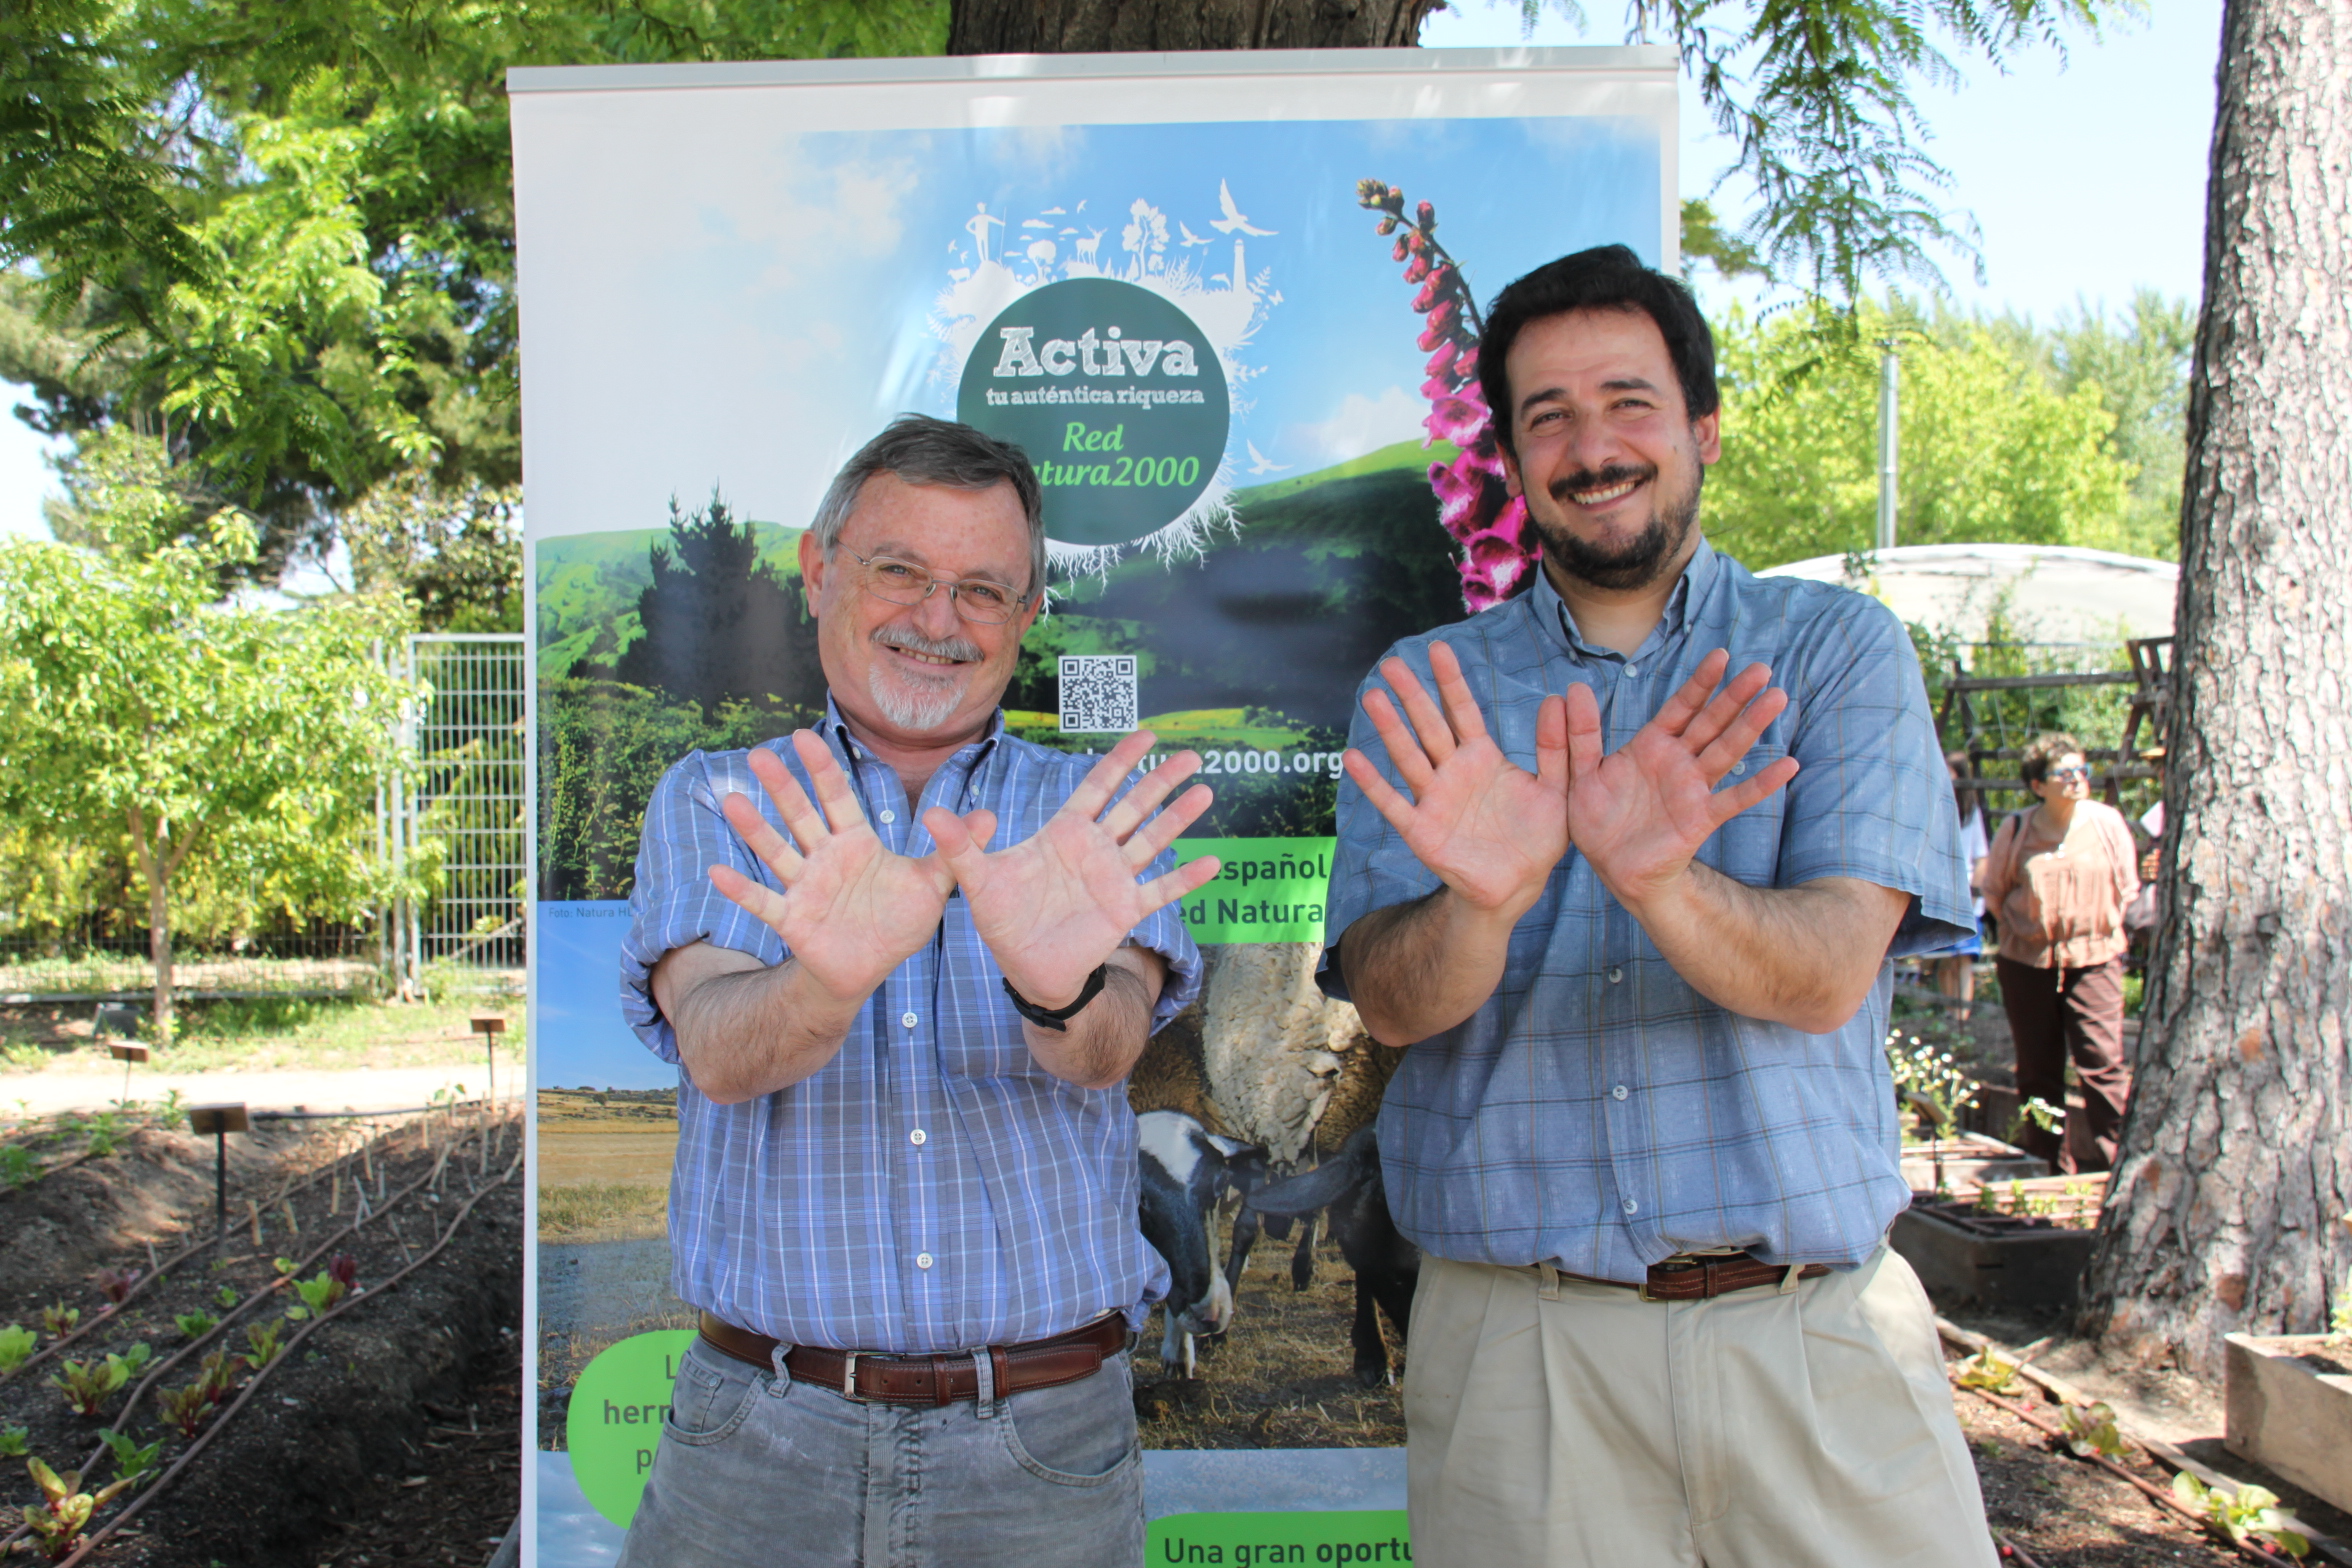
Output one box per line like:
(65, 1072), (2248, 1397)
(512, 47), (1674, 1562)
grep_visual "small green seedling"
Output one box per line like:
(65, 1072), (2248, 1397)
(48, 1357), (129, 1417)
(292, 1264), (355, 1317)
(40, 1303), (79, 1338)
(21, 1456), (137, 1562)
(215, 1284), (238, 1309)
(271, 1256), (299, 1277)
(2057, 1400), (2127, 1460)
(0, 1425), (26, 1458)
(94, 1429), (161, 1486)
(0, 1145), (38, 1187)
(159, 1380), (213, 1437)
(241, 1318), (284, 1371)
(2172, 1472), (2309, 1558)
(197, 1350), (235, 1403)
(174, 1310), (218, 1340)
(0, 1323), (35, 1372)
(1953, 1347), (2023, 1394)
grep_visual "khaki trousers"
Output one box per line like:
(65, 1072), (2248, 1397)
(1403, 1247), (1997, 1568)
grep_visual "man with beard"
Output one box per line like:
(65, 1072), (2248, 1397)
(615, 416), (1219, 1568)
(1320, 247), (1989, 1566)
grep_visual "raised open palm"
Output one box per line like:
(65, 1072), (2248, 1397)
(706, 731), (979, 1006)
(1344, 639), (1571, 916)
(925, 729), (1220, 1008)
(1564, 649), (1801, 906)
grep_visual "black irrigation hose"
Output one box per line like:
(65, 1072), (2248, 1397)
(7, 1112), (436, 1379)
(51, 1140), (523, 1568)
(0, 1115), (512, 1558)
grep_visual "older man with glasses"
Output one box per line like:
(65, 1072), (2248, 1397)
(615, 414), (1220, 1568)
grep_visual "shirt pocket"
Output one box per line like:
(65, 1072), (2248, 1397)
(1697, 741), (1790, 888)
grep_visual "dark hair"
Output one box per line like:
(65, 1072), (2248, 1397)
(1477, 244), (1718, 457)
(2020, 732), (2087, 786)
(1944, 750), (1979, 823)
(810, 414), (1046, 595)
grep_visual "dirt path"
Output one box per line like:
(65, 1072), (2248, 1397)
(0, 1063), (523, 1119)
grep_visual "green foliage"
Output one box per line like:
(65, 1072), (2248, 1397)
(2057, 1400), (2126, 1460)
(241, 1318), (285, 1370)
(0, 1146), (38, 1188)
(342, 472), (524, 632)
(0, 485), (426, 1030)
(1709, 298), (2142, 570)
(214, 1285), (238, 1309)
(2005, 1096), (2066, 1147)
(48, 1354), (131, 1416)
(607, 491), (824, 715)
(20, 1455), (138, 1563)
(158, 1380), (213, 1438)
(173, 1311), (218, 1341)
(0, 1323), (34, 1371)
(94, 1428), (161, 1486)
(40, 1304), (79, 1338)
(1885, 1028), (1981, 1140)
(1952, 1346), (2022, 1393)
(0, 1425), (25, 1458)
(2172, 1472), (2309, 1559)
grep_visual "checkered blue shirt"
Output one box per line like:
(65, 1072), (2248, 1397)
(620, 702), (1198, 1352)
(1319, 540), (1970, 1284)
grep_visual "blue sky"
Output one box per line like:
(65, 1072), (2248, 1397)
(0, 3), (2221, 540)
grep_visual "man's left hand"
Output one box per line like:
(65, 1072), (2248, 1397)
(923, 730), (1220, 1010)
(1566, 648), (1800, 910)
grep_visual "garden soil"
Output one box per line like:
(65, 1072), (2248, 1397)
(0, 1110), (521, 1567)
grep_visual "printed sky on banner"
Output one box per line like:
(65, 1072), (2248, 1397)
(515, 113), (1659, 551)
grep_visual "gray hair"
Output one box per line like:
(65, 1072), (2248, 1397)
(809, 415), (1047, 598)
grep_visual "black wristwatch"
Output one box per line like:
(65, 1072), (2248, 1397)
(1002, 965), (1108, 1031)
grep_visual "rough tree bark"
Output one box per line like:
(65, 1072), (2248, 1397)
(947, 0), (1439, 54)
(2077, 0), (2352, 1377)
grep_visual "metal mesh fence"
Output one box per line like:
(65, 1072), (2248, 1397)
(391, 635), (528, 995)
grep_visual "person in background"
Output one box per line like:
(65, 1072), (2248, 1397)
(1926, 750), (1989, 1021)
(1978, 732), (2139, 1173)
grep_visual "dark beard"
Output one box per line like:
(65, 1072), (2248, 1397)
(1529, 460), (1702, 593)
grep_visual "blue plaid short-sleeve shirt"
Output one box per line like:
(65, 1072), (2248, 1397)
(620, 701), (1200, 1352)
(1320, 540), (1970, 1283)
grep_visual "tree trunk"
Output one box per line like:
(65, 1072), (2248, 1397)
(2076, 0), (2352, 1378)
(947, 0), (1438, 54)
(127, 804), (176, 1044)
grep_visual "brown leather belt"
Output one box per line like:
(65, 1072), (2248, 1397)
(1559, 1251), (1832, 1301)
(696, 1311), (1129, 1406)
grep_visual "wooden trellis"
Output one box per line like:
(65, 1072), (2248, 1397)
(1937, 637), (2172, 807)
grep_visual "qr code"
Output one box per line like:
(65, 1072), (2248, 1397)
(1059, 655), (1138, 734)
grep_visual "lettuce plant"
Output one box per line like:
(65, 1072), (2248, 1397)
(21, 1456), (136, 1563)
(241, 1319), (284, 1371)
(215, 1284), (238, 1309)
(94, 1429), (161, 1486)
(159, 1380), (212, 1438)
(2057, 1400), (2126, 1460)
(2173, 1472), (2309, 1558)
(0, 1425), (26, 1458)
(48, 1357), (129, 1416)
(39, 1304), (79, 1338)
(174, 1310), (218, 1340)
(0, 1323), (34, 1372)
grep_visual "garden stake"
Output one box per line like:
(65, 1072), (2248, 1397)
(280, 1198), (298, 1236)
(246, 1198), (261, 1247)
(184, 1104), (247, 1252)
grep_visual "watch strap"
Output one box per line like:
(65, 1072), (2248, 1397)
(1002, 964), (1109, 1031)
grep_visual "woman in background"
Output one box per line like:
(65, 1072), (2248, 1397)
(1979, 732), (2140, 1173)
(1930, 751), (1989, 1020)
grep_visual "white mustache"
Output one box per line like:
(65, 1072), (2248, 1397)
(871, 626), (982, 665)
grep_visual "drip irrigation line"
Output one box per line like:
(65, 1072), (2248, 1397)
(6, 1112), (437, 1379)
(1994, 1530), (2047, 1567)
(49, 1142), (521, 1568)
(251, 1099), (499, 1122)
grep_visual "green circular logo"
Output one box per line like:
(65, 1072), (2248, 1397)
(958, 277), (1229, 548)
(565, 1329), (697, 1528)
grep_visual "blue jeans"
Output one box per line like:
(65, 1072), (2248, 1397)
(616, 1336), (1144, 1568)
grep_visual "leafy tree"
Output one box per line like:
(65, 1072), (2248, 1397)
(0, 438), (423, 1036)
(1705, 299), (2139, 568)
(608, 493), (823, 717)
(339, 471), (524, 633)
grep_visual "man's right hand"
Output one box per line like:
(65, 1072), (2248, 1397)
(1342, 639), (1570, 920)
(707, 730), (987, 1007)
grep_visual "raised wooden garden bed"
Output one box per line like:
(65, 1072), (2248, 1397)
(1892, 1173), (2107, 1309)
(1900, 1131), (2045, 1195)
(2224, 1332), (2352, 1514)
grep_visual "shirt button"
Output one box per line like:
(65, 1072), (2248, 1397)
(1621, 1198), (1639, 1216)
(1612, 1084), (1629, 1101)
(879, 809), (896, 824)
(909, 1128), (927, 1146)
(915, 1252), (934, 1270)
(1732, 760), (1746, 775)
(901, 1011), (918, 1029)
(1607, 966), (1624, 984)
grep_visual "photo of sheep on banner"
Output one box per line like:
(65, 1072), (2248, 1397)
(510, 46), (1675, 1565)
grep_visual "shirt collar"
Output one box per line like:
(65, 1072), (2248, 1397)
(1531, 535), (1720, 662)
(820, 693), (1005, 771)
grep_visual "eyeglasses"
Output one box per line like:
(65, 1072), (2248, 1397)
(2046, 764), (2092, 782)
(845, 548), (1031, 626)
